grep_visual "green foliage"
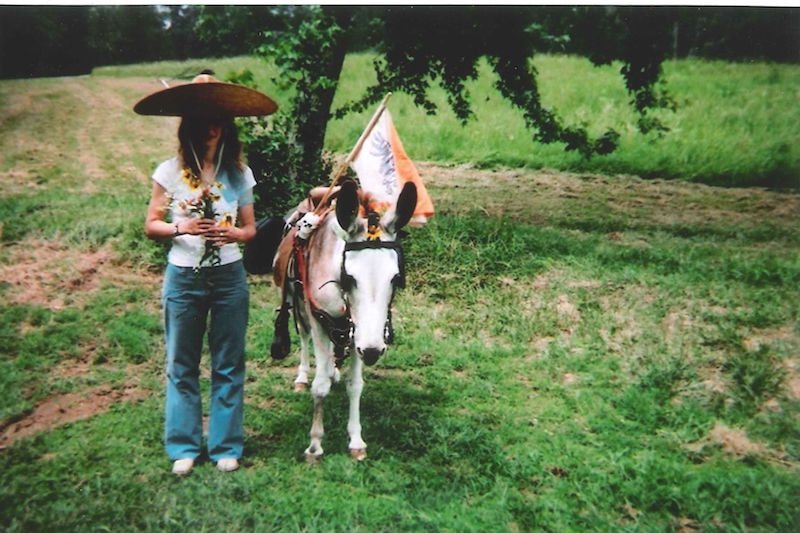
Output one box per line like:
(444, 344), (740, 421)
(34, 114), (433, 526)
(334, 6), (676, 158)
(232, 6), (346, 216)
(0, 6), (93, 78)
(195, 6), (280, 59)
(85, 6), (173, 67)
(326, 54), (800, 189)
(236, 113), (334, 218)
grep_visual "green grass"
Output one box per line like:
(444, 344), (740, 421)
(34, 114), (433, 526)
(0, 55), (799, 532)
(92, 53), (800, 188)
(326, 54), (800, 189)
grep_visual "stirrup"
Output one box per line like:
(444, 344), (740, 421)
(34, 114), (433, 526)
(271, 303), (291, 360)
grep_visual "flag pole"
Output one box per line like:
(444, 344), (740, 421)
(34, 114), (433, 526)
(314, 93), (392, 214)
(341, 92), (393, 173)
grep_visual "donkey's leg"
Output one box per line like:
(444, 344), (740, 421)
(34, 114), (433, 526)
(305, 389), (326, 462)
(346, 354), (367, 460)
(294, 328), (311, 392)
(305, 322), (337, 461)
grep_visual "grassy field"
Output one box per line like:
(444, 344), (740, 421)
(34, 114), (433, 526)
(1, 55), (799, 532)
(93, 53), (800, 189)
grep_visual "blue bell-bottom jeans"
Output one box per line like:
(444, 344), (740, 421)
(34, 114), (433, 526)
(162, 260), (248, 462)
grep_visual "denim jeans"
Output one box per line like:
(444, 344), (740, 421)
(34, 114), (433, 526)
(162, 260), (248, 462)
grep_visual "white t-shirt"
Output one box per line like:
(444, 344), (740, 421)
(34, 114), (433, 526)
(152, 157), (256, 268)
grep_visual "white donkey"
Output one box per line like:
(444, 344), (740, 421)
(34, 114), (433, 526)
(271, 179), (417, 461)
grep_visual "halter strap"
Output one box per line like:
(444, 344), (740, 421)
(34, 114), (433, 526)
(344, 240), (403, 252)
(342, 238), (406, 290)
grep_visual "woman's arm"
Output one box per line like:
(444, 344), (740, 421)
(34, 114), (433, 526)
(144, 182), (176, 240)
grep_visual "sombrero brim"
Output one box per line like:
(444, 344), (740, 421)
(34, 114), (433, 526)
(133, 82), (278, 117)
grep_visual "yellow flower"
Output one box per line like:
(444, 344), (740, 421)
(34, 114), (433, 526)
(366, 224), (382, 241)
(219, 213), (234, 227)
(181, 168), (202, 192)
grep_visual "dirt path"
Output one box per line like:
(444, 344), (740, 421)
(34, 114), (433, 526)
(0, 385), (148, 451)
(415, 161), (800, 234)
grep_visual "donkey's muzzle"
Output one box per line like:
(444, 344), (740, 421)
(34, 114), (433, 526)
(359, 347), (385, 366)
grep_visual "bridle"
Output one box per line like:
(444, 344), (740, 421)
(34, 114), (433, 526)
(288, 218), (407, 367)
(340, 236), (407, 348)
(340, 238), (407, 292)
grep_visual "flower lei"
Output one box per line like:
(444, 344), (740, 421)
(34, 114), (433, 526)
(177, 167), (232, 268)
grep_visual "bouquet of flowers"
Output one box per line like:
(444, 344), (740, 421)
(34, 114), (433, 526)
(181, 168), (224, 268)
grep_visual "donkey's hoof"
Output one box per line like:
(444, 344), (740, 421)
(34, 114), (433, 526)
(305, 452), (323, 465)
(294, 382), (308, 393)
(350, 448), (367, 461)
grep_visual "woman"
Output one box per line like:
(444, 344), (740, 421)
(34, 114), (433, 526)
(135, 74), (278, 475)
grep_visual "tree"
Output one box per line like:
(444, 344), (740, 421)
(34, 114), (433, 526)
(195, 5), (284, 58)
(670, 7), (799, 63)
(165, 5), (205, 61)
(236, 6), (677, 216)
(0, 7), (92, 78)
(214, 6), (351, 216)
(85, 6), (170, 67)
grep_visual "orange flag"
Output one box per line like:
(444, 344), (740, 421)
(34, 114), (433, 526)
(350, 109), (434, 226)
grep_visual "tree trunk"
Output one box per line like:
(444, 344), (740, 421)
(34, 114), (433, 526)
(293, 7), (353, 183)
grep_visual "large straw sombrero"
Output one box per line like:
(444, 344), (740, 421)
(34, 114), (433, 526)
(133, 74), (278, 118)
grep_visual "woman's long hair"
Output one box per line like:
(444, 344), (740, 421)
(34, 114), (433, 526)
(177, 117), (245, 176)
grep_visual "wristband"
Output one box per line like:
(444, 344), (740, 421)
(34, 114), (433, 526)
(173, 222), (182, 236)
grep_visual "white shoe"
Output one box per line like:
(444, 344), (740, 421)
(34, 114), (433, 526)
(216, 458), (239, 472)
(172, 458), (194, 476)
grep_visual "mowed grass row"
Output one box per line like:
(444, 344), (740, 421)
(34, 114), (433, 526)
(0, 55), (799, 532)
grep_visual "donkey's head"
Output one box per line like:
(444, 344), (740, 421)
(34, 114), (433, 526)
(335, 179), (417, 366)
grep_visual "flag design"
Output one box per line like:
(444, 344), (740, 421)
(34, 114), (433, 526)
(350, 109), (434, 227)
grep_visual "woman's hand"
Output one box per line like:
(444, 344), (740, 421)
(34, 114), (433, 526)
(207, 204), (257, 246)
(203, 223), (245, 246)
(181, 218), (217, 237)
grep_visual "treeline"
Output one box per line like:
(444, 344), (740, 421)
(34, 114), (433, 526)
(0, 5), (797, 80)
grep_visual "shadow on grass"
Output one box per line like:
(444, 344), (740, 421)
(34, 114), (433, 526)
(245, 370), (451, 463)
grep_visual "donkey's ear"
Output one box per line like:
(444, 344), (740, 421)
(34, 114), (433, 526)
(335, 179), (360, 234)
(383, 181), (417, 234)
